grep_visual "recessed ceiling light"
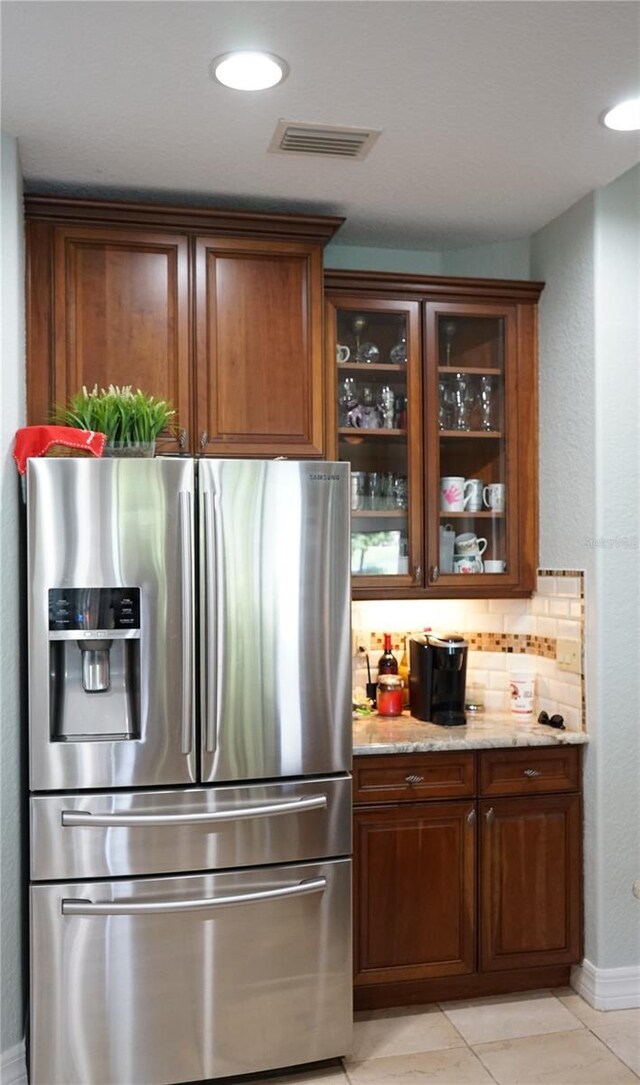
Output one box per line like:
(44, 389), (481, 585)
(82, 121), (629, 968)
(210, 51), (289, 91)
(601, 96), (640, 131)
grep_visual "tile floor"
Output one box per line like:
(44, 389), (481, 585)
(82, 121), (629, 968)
(241, 988), (640, 1085)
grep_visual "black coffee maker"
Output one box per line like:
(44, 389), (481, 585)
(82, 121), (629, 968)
(409, 633), (468, 726)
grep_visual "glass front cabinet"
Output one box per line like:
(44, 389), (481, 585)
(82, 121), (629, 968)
(326, 275), (542, 598)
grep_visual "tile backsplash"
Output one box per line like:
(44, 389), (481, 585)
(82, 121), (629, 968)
(352, 570), (586, 731)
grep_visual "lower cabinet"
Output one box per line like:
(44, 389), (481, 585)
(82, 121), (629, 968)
(353, 747), (582, 1007)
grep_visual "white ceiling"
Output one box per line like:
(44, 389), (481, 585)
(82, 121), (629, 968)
(2, 1), (639, 249)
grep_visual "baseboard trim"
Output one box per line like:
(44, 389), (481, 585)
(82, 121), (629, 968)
(571, 958), (640, 1009)
(1, 1040), (27, 1085)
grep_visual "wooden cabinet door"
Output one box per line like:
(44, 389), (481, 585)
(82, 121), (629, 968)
(479, 795), (582, 971)
(353, 802), (476, 986)
(424, 300), (533, 594)
(51, 226), (191, 452)
(194, 236), (324, 457)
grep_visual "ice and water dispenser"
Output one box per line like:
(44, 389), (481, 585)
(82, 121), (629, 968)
(48, 587), (141, 740)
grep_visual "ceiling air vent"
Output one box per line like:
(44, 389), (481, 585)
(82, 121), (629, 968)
(268, 120), (381, 160)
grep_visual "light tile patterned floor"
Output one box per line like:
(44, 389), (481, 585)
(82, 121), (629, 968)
(237, 988), (639, 1085)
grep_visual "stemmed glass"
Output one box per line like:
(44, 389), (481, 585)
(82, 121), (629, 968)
(442, 320), (457, 367)
(477, 375), (494, 431)
(451, 372), (472, 430)
(351, 316), (380, 364)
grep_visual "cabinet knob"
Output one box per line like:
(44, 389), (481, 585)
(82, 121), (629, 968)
(412, 564), (422, 585)
(199, 431), (208, 451)
(523, 768), (542, 778)
(405, 774), (424, 785)
(178, 428), (188, 450)
(429, 565), (440, 583)
(485, 807), (495, 825)
(467, 808), (476, 826)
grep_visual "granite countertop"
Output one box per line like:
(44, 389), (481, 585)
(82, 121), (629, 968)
(353, 711), (588, 754)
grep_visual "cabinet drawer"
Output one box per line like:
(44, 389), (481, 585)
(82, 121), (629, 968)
(479, 747), (580, 797)
(354, 753), (475, 803)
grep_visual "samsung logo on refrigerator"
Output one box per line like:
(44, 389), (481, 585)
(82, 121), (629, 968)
(308, 473), (341, 481)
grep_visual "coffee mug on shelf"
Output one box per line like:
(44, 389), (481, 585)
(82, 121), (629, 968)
(483, 482), (505, 512)
(440, 476), (465, 512)
(454, 532), (488, 556)
(484, 559), (506, 573)
(337, 344), (351, 364)
(453, 553), (483, 574)
(463, 478), (484, 512)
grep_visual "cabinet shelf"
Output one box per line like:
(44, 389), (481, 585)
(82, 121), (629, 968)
(352, 509), (408, 519)
(339, 428), (407, 440)
(338, 362), (407, 374)
(439, 510), (505, 519)
(438, 366), (502, 376)
(439, 430), (503, 439)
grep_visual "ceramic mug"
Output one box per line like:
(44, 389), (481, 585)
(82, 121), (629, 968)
(454, 532), (488, 556)
(484, 559), (506, 573)
(337, 344), (351, 364)
(440, 476), (465, 512)
(483, 482), (505, 512)
(453, 553), (483, 574)
(463, 478), (484, 512)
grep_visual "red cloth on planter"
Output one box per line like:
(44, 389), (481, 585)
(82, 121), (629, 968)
(13, 426), (106, 475)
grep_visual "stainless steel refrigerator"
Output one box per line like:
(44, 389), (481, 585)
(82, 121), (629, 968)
(27, 457), (352, 1085)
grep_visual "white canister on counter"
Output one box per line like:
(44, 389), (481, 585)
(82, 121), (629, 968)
(509, 672), (535, 716)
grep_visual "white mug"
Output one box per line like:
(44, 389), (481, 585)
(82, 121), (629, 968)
(510, 673), (535, 716)
(440, 476), (465, 512)
(484, 559), (506, 573)
(336, 344), (351, 364)
(453, 553), (483, 574)
(454, 532), (487, 556)
(463, 478), (484, 512)
(483, 483), (505, 512)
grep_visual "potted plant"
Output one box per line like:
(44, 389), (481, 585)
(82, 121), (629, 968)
(56, 385), (176, 456)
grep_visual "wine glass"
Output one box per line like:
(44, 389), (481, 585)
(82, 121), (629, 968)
(477, 375), (494, 431)
(451, 372), (472, 430)
(351, 315), (380, 364)
(389, 327), (407, 365)
(377, 385), (395, 429)
(442, 320), (457, 367)
(338, 376), (357, 426)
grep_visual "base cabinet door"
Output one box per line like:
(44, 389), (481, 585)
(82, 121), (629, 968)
(479, 794), (582, 971)
(354, 802), (476, 986)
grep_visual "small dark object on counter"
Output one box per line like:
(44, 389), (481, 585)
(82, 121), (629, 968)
(538, 711), (565, 730)
(366, 682), (378, 703)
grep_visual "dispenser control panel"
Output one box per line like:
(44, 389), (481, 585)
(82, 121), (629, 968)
(48, 588), (141, 631)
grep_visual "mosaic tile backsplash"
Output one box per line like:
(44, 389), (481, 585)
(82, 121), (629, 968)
(352, 570), (586, 731)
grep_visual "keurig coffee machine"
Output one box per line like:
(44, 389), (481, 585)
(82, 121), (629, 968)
(409, 633), (468, 726)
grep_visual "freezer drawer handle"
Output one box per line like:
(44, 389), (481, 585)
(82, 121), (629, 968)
(61, 794), (328, 827)
(61, 876), (327, 916)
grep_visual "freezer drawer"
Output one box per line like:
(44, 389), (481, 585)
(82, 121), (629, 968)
(30, 858), (352, 1085)
(31, 776), (351, 880)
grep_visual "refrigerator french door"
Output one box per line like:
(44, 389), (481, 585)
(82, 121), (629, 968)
(27, 457), (352, 1085)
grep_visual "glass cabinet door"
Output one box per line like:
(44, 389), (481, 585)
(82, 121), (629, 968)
(327, 298), (422, 592)
(425, 302), (519, 589)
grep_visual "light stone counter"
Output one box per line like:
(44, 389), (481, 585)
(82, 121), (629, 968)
(353, 711), (588, 755)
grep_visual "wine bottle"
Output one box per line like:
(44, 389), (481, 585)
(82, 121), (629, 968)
(378, 634), (398, 675)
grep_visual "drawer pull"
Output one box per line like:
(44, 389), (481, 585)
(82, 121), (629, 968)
(486, 807), (495, 825)
(467, 808), (476, 826)
(405, 774), (425, 785)
(523, 768), (542, 778)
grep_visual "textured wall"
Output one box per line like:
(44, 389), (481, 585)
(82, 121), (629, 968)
(531, 169), (640, 971)
(325, 238), (531, 280)
(592, 165), (640, 967)
(1, 132), (26, 1052)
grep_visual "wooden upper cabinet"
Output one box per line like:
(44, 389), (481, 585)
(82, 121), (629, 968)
(34, 224), (191, 451)
(194, 236), (325, 456)
(25, 197), (344, 457)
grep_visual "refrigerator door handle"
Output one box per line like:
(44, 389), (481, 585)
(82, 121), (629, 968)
(61, 876), (327, 916)
(179, 490), (194, 755)
(61, 794), (328, 827)
(201, 488), (217, 753)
